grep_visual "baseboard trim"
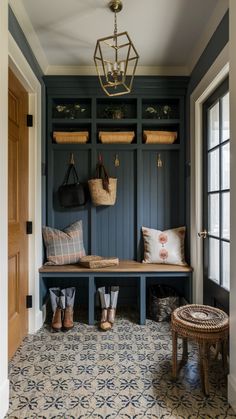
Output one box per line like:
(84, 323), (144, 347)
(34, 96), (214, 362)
(34, 309), (43, 333)
(0, 379), (9, 419)
(228, 374), (236, 412)
(29, 309), (43, 334)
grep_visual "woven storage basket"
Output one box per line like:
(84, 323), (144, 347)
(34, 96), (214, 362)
(99, 131), (135, 144)
(143, 130), (177, 144)
(88, 177), (117, 206)
(79, 255), (119, 269)
(53, 131), (89, 144)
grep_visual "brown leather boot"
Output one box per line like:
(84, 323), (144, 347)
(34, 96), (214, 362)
(100, 308), (112, 331)
(63, 306), (74, 330)
(107, 308), (116, 324)
(52, 307), (63, 331)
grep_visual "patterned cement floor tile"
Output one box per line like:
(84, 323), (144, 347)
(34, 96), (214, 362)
(5, 317), (236, 419)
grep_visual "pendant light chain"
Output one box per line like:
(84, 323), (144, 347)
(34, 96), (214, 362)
(114, 11), (118, 36)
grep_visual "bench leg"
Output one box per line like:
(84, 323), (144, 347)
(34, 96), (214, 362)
(139, 276), (146, 325)
(88, 276), (95, 325)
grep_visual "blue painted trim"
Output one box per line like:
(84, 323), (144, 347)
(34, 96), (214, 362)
(189, 10), (229, 94)
(8, 6), (43, 80)
(88, 276), (95, 325)
(139, 275), (146, 325)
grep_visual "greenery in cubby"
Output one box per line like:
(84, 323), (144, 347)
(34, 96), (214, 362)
(97, 98), (137, 119)
(142, 99), (180, 120)
(52, 98), (92, 120)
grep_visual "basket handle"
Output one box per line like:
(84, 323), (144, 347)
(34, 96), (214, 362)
(95, 156), (110, 191)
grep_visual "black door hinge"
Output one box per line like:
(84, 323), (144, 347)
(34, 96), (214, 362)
(27, 114), (33, 127)
(26, 295), (33, 309)
(26, 221), (33, 234)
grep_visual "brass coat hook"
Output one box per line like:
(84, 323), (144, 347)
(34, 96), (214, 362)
(157, 153), (163, 168)
(70, 152), (75, 165)
(114, 153), (120, 167)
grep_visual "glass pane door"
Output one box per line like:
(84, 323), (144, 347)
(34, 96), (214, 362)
(203, 79), (229, 313)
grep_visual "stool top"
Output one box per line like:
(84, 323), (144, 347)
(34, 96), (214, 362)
(172, 304), (229, 332)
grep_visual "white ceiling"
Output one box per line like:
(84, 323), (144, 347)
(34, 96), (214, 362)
(12, 0), (228, 75)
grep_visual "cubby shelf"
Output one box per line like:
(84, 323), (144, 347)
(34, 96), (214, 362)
(96, 118), (137, 125)
(140, 144), (180, 150)
(141, 119), (180, 125)
(96, 144), (138, 150)
(52, 143), (92, 150)
(52, 118), (92, 125)
(51, 143), (180, 151)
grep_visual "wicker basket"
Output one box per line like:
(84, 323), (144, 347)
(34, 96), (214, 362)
(143, 130), (177, 144)
(79, 255), (119, 269)
(53, 131), (89, 144)
(99, 131), (135, 144)
(88, 178), (117, 206)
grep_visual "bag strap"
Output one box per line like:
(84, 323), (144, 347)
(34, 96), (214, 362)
(63, 163), (79, 185)
(95, 155), (110, 191)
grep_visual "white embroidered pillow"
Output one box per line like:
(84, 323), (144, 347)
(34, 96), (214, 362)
(142, 226), (187, 266)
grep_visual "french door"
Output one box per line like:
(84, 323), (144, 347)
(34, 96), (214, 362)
(202, 79), (229, 313)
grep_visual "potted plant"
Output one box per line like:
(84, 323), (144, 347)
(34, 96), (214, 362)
(103, 104), (126, 119)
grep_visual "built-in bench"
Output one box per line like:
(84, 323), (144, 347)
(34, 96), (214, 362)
(39, 260), (193, 325)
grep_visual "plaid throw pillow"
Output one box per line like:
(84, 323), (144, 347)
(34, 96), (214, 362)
(42, 220), (85, 265)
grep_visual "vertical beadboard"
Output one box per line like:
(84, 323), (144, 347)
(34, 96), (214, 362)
(96, 150), (135, 259)
(52, 149), (90, 253)
(142, 151), (180, 231)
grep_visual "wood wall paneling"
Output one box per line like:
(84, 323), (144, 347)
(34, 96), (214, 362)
(96, 150), (135, 259)
(52, 149), (90, 254)
(44, 76), (189, 264)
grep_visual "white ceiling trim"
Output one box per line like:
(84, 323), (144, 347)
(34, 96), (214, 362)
(187, 0), (229, 73)
(46, 65), (189, 76)
(9, 0), (48, 74)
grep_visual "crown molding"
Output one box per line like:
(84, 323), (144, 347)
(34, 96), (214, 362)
(46, 65), (189, 76)
(187, 0), (229, 73)
(8, 0), (48, 74)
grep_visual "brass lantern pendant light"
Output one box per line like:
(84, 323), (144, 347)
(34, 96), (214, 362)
(94, 0), (139, 97)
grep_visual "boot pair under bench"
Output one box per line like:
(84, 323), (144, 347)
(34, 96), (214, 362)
(49, 287), (75, 331)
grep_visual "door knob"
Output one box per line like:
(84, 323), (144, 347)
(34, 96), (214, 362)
(198, 230), (208, 239)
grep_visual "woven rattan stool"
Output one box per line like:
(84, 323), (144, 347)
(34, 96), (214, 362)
(171, 304), (229, 395)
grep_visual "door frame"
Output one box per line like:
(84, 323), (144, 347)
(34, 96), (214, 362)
(190, 43), (229, 304)
(8, 33), (43, 333)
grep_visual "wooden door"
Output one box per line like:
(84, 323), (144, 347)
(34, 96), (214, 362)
(201, 79), (229, 313)
(8, 69), (29, 358)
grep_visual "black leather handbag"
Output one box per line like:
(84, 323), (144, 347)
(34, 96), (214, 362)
(58, 161), (86, 208)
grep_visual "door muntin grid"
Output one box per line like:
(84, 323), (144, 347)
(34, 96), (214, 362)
(207, 91), (230, 290)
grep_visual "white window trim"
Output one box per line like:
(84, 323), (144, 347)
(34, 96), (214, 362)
(8, 33), (43, 333)
(190, 43), (229, 304)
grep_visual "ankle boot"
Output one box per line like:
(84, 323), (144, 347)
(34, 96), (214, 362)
(63, 287), (75, 330)
(52, 307), (63, 331)
(108, 286), (119, 325)
(98, 287), (112, 331)
(49, 288), (62, 331)
(63, 306), (74, 330)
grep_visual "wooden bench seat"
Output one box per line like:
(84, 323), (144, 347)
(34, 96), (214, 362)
(39, 260), (193, 325)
